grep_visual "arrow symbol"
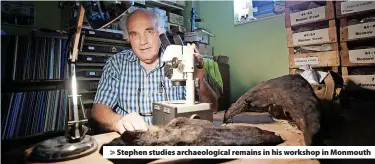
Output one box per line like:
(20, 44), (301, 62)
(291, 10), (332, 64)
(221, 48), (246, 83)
(110, 150), (115, 155)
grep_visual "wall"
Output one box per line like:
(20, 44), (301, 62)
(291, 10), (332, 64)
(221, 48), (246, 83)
(1, 1), (62, 35)
(184, 1), (289, 102)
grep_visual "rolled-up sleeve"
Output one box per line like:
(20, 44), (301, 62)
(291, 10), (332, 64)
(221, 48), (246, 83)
(94, 57), (119, 109)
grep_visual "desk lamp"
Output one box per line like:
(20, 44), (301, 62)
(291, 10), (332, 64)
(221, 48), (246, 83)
(28, 1), (134, 162)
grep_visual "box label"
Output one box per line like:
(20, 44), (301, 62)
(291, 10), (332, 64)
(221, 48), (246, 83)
(184, 32), (209, 44)
(89, 72), (96, 76)
(345, 75), (375, 91)
(169, 13), (183, 26)
(86, 57), (92, 61)
(89, 31), (95, 35)
(293, 28), (329, 46)
(349, 48), (375, 64)
(294, 57), (319, 66)
(348, 22), (375, 40)
(290, 6), (326, 25)
(88, 46), (95, 50)
(341, 1), (375, 15)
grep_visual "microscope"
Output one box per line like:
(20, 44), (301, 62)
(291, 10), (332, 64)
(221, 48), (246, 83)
(152, 34), (213, 126)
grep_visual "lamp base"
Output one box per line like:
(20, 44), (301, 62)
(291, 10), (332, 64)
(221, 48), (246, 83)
(28, 135), (98, 162)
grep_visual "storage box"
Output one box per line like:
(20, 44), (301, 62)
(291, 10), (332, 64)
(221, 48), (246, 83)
(289, 51), (340, 68)
(164, 0), (177, 4)
(168, 12), (184, 26)
(198, 44), (213, 56)
(184, 32), (209, 44)
(287, 20), (337, 47)
(339, 16), (375, 42)
(170, 25), (186, 33)
(336, 1), (375, 18)
(340, 42), (375, 67)
(176, 1), (186, 7)
(285, 1), (335, 27)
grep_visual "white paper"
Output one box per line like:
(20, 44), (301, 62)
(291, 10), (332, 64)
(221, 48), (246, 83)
(341, 1), (375, 15)
(298, 65), (328, 85)
(349, 48), (375, 64)
(290, 6), (326, 26)
(294, 57), (319, 66)
(348, 22), (375, 40)
(293, 28), (330, 46)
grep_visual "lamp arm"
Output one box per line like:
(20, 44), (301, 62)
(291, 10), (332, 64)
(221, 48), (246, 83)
(66, 4), (88, 142)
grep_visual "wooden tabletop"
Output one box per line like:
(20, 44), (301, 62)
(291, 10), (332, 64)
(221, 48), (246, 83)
(22, 121), (319, 164)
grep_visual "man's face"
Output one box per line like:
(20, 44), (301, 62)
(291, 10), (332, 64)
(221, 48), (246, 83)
(127, 12), (161, 64)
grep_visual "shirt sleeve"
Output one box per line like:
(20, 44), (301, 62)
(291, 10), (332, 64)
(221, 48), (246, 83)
(94, 56), (120, 109)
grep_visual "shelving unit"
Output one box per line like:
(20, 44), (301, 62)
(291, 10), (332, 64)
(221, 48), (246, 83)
(76, 27), (131, 111)
(3, 80), (67, 92)
(335, 1), (375, 91)
(285, 1), (340, 74)
(1, 31), (69, 141)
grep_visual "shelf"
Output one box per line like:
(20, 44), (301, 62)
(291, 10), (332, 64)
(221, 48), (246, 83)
(78, 89), (97, 94)
(77, 77), (101, 81)
(32, 31), (68, 39)
(82, 98), (94, 105)
(145, 0), (184, 11)
(84, 36), (129, 45)
(78, 90), (96, 95)
(79, 51), (114, 57)
(82, 25), (123, 34)
(76, 63), (106, 67)
(2, 80), (67, 92)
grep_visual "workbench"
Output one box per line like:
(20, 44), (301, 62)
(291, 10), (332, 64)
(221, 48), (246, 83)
(21, 114), (319, 164)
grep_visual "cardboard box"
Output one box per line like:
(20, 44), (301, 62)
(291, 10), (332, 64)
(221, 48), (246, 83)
(164, 0), (177, 5)
(170, 25), (186, 33)
(176, 1), (186, 7)
(168, 12), (184, 26)
(184, 32), (209, 44)
(198, 44), (213, 56)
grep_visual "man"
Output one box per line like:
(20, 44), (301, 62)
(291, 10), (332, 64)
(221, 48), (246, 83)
(90, 9), (218, 134)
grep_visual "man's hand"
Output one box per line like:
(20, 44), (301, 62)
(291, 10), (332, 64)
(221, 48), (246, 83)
(114, 112), (148, 134)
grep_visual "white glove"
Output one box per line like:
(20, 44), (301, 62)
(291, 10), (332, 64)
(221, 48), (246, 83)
(114, 112), (148, 134)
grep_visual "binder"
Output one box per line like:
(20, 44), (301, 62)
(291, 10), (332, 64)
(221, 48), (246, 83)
(82, 28), (124, 40)
(78, 55), (109, 63)
(76, 69), (104, 77)
(82, 44), (127, 54)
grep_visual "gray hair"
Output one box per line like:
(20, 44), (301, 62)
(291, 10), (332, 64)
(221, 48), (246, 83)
(120, 8), (167, 40)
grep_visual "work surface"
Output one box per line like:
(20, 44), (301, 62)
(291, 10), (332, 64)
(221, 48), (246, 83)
(23, 112), (318, 164)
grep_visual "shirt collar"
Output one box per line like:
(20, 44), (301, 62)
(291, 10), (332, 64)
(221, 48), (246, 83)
(122, 48), (165, 69)
(120, 49), (138, 62)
